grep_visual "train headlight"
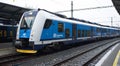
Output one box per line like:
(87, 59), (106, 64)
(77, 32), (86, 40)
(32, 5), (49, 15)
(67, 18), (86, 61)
(15, 41), (22, 48)
(15, 41), (22, 44)
(31, 31), (34, 37)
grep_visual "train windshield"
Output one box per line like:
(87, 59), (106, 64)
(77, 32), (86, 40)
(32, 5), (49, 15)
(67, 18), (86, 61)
(20, 11), (38, 29)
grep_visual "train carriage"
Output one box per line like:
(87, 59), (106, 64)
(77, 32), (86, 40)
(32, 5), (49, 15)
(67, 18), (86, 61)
(15, 9), (120, 53)
(0, 24), (17, 42)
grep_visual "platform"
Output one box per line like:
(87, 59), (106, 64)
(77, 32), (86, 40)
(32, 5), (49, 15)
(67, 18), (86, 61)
(0, 42), (17, 57)
(95, 43), (120, 66)
(113, 50), (120, 66)
(0, 42), (14, 49)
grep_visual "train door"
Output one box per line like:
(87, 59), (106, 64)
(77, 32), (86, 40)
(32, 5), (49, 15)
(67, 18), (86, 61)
(72, 24), (77, 40)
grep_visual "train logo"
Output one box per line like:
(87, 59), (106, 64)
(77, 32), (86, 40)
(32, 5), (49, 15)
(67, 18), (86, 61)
(53, 33), (63, 38)
(23, 33), (26, 37)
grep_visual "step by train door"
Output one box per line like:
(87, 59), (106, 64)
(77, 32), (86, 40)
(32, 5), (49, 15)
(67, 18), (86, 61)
(72, 24), (77, 40)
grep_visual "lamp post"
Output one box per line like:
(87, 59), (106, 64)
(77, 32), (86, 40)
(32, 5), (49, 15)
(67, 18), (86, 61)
(71, 1), (73, 18)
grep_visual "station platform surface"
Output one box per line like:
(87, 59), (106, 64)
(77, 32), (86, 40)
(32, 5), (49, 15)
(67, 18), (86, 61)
(95, 43), (120, 66)
(0, 42), (17, 57)
(0, 42), (14, 49)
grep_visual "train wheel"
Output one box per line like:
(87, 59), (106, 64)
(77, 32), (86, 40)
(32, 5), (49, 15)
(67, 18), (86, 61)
(42, 45), (54, 53)
(52, 42), (64, 51)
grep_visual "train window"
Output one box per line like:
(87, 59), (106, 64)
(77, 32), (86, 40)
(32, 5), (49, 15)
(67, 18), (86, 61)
(20, 16), (35, 29)
(58, 23), (64, 32)
(78, 30), (81, 37)
(102, 29), (106, 33)
(65, 29), (70, 38)
(82, 30), (84, 37)
(4, 30), (7, 37)
(103, 29), (105, 32)
(86, 30), (88, 37)
(0, 31), (2, 37)
(44, 19), (52, 29)
(78, 30), (80, 37)
(85, 30), (87, 37)
(97, 28), (100, 32)
(10, 31), (13, 37)
(88, 30), (91, 37)
(105, 29), (107, 32)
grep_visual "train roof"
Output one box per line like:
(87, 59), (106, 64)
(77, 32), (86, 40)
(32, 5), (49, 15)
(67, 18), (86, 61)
(33, 9), (120, 30)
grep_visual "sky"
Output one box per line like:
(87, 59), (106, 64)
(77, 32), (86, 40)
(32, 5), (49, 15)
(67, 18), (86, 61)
(0, 0), (120, 27)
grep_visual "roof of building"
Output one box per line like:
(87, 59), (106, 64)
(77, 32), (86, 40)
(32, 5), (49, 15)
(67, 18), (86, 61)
(112, 0), (120, 15)
(0, 2), (31, 21)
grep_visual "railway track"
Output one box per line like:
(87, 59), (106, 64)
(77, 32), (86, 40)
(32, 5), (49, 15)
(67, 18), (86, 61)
(0, 53), (32, 64)
(53, 39), (120, 66)
(12, 38), (120, 66)
(0, 38), (120, 66)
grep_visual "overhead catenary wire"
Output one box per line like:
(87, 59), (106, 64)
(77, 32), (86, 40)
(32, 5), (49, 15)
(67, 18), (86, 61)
(56, 5), (114, 13)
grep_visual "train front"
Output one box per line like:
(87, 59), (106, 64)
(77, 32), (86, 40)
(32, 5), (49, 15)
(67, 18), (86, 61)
(15, 10), (38, 53)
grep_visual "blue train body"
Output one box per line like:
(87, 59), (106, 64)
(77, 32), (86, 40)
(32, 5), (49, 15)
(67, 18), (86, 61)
(15, 9), (120, 53)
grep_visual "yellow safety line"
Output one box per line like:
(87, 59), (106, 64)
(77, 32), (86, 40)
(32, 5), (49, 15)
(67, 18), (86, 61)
(113, 50), (120, 66)
(0, 47), (14, 51)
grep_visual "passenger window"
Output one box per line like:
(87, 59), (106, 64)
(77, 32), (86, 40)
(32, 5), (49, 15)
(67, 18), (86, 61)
(88, 30), (91, 37)
(58, 23), (64, 32)
(85, 30), (87, 37)
(44, 19), (52, 29)
(10, 31), (13, 37)
(82, 30), (84, 37)
(0, 31), (2, 37)
(78, 30), (81, 37)
(4, 30), (7, 37)
(65, 29), (70, 38)
(96, 28), (98, 32)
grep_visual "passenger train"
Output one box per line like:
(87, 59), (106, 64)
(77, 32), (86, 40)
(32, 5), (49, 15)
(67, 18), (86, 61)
(0, 19), (17, 42)
(15, 9), (120, 53)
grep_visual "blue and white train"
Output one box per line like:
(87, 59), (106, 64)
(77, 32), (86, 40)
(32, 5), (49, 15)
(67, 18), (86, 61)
(15, 9), (120, 53)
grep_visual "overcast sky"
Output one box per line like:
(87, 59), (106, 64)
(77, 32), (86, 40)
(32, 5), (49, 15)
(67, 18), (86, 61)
(1, 0), (120, 27)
